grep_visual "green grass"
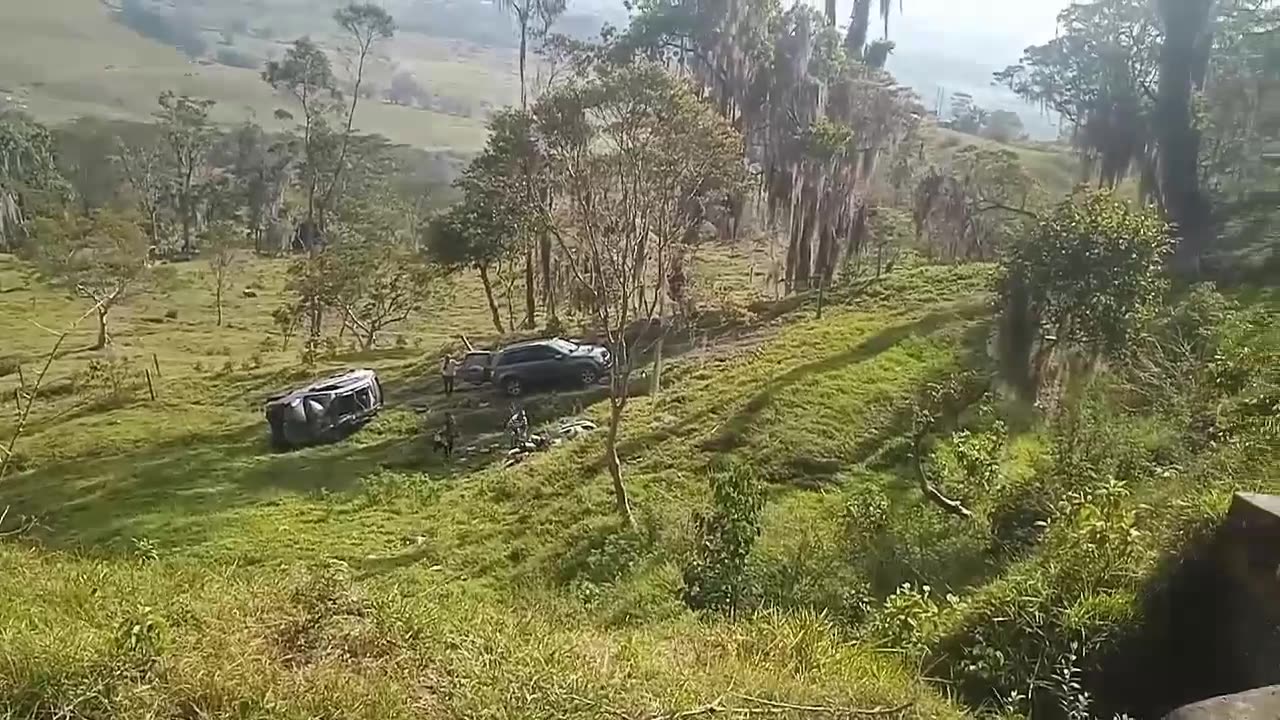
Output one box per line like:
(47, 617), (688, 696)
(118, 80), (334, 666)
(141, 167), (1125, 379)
(7, 231), (1277, 718)
(0, 0), (492, 150)
(0, 248), (998, 717)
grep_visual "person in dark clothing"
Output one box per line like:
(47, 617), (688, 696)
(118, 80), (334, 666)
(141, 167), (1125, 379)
(506, 404), (529, 449)
(433, 411), (460, 458)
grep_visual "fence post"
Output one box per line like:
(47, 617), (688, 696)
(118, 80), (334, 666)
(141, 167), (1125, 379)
(152, 354), (161, 378)
(145, 369), (157, 401)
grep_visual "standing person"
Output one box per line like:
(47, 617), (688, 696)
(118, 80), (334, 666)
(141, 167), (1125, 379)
(440, 354), (459, 396)
(442, 412), (459, 459)
(506, 404), (529, 449)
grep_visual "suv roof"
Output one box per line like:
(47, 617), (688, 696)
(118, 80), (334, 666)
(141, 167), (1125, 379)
(500, 338), (563, 351)
(266, 368), (377, 406)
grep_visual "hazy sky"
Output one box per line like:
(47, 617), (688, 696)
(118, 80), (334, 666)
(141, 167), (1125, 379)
(848, 0), (1065, 63)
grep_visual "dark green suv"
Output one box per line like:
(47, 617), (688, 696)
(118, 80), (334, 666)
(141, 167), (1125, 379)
(491, 338), (611, 396)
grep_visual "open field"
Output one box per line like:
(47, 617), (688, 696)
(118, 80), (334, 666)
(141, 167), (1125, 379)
(3, 235), (1280, 718)
(0, 250), (989, 718)
(0, 0), (494, 150)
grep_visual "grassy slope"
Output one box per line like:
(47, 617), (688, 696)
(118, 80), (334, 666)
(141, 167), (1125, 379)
(0, 251), (991, 718)
(0, 0), (490, 151)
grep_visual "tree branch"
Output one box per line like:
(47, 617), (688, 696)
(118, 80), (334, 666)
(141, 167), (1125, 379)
(1, 299), (108, 485)
(975, 201), (1039, 220)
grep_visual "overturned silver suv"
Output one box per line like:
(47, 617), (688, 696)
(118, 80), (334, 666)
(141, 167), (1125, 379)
(265, 369), (384, 451)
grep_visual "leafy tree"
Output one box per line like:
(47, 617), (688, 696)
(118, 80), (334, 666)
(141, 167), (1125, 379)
(263, 37), (340, 244)
(981, 109), (1026, 143)
(1154, 0), (1216, 270)
(492, 0), (563, 328)
(998, 191), (1171, 392)
(53, 118), (151, 214)
(322, 4), (396, 232)
(425, 199), (516, 334)
(155, 92), (217, 254)
(620, 0), (921, 293)
(115, 139), (169, 249)
(327, 228), (452, 350)
(202, 220), (245, 327)
(321, 189), (451, 350)
(388, 71), (428, 106)
(1200, 2), (1280, 202)
(0, 112), (67, 252)
(428, 109), (545, 332)
(533, 62), (748, 526)
(34, 210), (153, 349)
(228, 121), (295, 253)
(996, 0), (1161, 190)
(914, 145), (1040, 261)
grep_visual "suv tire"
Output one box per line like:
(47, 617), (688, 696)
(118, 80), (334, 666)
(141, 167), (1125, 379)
(578, 367), (598, 386)
(502, 376), (524, 397)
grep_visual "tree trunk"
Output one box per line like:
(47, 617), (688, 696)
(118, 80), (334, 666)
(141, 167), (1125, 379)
(215, 282), (223, 327)
(1156, 0), (1215, 273)
(523, 245), (536, 328)
(605, 398), (636, 528)
(518, 21), (528, 110)
(540, 232), (554, 321)
(94, 308), (109, 350)
(477, 263), (505, 334)
(650, 332), (664, 396)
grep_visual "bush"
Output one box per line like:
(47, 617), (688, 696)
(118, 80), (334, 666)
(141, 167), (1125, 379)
(681, 463), (765, 612)
(77, 355), (141, 407)
(998, 191), (1170, 395)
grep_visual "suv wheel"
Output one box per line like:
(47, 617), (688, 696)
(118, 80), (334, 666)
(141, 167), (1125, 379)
(502, 376), (524, 397)
(578, 367), (598, 386)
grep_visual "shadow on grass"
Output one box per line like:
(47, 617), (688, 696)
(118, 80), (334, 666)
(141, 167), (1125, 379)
(1, 418), (488, 559)
(697, 303), (990, 454)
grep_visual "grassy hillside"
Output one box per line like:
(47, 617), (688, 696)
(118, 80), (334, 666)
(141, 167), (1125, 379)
(0, 251), (987, 718)
(0, 0), (491, 150)
(4, 237), (1278, 718)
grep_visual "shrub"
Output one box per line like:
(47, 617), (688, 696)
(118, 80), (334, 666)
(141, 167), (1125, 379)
(997, 191), (1170, 393)
(681, 463), (765, 612)
(77, 355), (141, 406)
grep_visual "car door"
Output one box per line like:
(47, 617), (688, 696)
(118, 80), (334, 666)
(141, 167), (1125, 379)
(524, 346), (562, 382)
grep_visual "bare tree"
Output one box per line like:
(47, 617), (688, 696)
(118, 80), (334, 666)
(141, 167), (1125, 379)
(1, 301), (108, 492)
(536, 64), (747, 526)
(203, 220), (245, 326)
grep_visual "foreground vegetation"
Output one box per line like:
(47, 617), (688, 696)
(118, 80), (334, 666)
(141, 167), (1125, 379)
(1, 0), (1279, 717)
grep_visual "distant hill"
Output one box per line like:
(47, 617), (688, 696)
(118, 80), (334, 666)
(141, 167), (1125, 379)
(0, 0), (494, 150)
(2, 0), (1060, 150)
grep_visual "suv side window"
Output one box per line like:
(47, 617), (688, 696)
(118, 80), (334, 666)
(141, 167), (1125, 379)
(498, 348), (536, 366)
(523, 346), (559, 361)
